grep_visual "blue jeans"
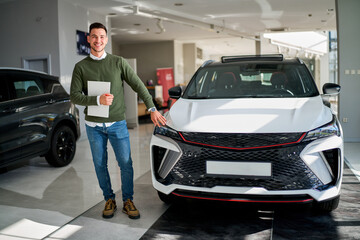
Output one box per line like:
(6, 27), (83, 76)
(86, 120), (134, 202)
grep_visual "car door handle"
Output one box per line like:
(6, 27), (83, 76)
(46, 99), (56, 104)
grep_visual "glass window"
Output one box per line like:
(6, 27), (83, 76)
(183, 63), (319, 99)
(13, 79), (44, 99)
(0, 74), (9, 102)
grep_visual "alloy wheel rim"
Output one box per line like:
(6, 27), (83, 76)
(56, 131), (75, 161)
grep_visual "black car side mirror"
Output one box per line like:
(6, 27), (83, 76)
(169, 86), (182, 99)
(322, 83), (341, 95)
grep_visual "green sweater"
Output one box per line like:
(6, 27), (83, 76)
(70, 54), (154, 122)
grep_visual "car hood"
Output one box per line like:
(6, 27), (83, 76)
(166, 96), (333, 133)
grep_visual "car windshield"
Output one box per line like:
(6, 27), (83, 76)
(183, 63), (319, 99)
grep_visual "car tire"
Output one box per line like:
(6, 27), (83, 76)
(313, 196), (340, 213)
(45, 125), (76, 167)
(158, 191), (174, 204)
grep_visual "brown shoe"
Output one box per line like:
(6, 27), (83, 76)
(103, 199), (117, 218)
(122, 199), (140, 219)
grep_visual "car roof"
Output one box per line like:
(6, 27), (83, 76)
(0, 67), (59, 80)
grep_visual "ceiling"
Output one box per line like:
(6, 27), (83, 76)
(66, 0), (337, 56)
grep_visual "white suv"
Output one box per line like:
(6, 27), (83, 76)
(150, 55), (343, 212)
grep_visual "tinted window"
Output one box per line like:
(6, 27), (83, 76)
(183, 63), (319, 99)
(0, 73), (9, 102)
(8, 73), (45, 99)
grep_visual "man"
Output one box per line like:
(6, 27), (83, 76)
(70, 22), (166, 219)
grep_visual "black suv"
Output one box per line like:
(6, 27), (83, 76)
(0, 68), (80, 168)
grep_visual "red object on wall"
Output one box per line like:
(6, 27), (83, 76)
(156, 68), (175, 107)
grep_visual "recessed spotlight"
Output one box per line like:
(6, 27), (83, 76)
(174, 3), (183, 6)
(268, 27), (286, 32)
(134, 23), (141, 26)
(308, 13), (312, 17)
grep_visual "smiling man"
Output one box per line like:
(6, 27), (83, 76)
(70, 22), (166, 219)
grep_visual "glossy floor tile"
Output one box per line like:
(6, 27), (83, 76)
(0, 124), (359, 240)
(140, 166), (360, 240)
(0, 123), (157, 239)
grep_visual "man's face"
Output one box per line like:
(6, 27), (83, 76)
(87, 28), (108, 55)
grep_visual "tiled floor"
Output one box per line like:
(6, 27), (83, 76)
(0, 123), (359, 240)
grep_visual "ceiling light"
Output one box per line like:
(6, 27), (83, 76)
(133, 5), (157, 18)
(111, 6), (133, 14)
(267, 27), (286, 32)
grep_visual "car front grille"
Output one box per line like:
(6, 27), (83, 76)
(180, 132), (305, 149)
(156, 137), (324, 191)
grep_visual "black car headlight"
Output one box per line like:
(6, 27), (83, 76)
(154, 125), (182, 141)
(303, 117), (340, 142)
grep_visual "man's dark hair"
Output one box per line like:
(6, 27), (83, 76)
(89, 22), (107, 34)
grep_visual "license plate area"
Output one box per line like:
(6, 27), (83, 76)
(206, 161), (272, 178)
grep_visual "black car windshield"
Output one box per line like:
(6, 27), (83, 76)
(183, 63), (319, 99)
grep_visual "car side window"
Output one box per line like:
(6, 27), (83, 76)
(0, 86), (9, 102)
(0, 74), (10, 102)
(10, 75), (44, 99)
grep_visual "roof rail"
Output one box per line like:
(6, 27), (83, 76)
(201, 59), (214, 68)
(296, 58), (304, 64)
(221, 54), (284, 63)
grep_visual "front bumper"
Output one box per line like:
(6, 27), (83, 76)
(150, 132), (343, 203)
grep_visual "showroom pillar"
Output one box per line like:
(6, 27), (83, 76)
(255, 39), (261, 55)
(336, 0), (360, 142)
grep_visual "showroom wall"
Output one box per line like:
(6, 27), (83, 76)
(0, 0), (60, 76)
(114, 41), (175, 85)
(336, 0), (360, 142)
(0, 0), (111, 136)
(57, 0), (112, 93)
(0, 0), (111, 93)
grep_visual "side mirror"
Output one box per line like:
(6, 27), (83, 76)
(322, 83), (341, 95)
(169, 86), (182, 99)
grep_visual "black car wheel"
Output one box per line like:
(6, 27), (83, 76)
(45, 125), (76, 167)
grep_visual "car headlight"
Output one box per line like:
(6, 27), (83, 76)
(154, 125), (182, 141)
(303, 117), (340, 142)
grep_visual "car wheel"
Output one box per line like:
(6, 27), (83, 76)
(45, 125), (76, 167)
(158, 191), (174, 204)
(313, 196), (340, 213)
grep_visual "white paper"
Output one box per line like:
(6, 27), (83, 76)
(87, 81), (111, 118)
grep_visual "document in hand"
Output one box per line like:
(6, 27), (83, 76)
(87, 81), (111, 118)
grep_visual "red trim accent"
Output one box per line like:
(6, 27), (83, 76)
(178, 132), (306, 151)
(172, 192), (313, 203)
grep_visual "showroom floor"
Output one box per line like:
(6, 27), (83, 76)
(0, 123), (359, 240)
